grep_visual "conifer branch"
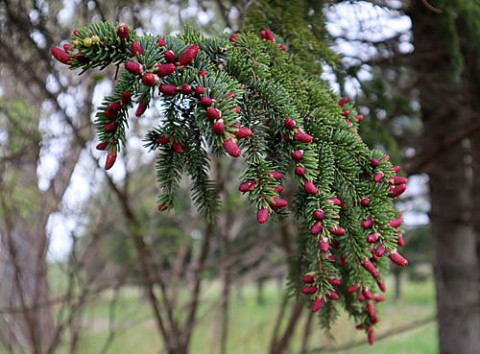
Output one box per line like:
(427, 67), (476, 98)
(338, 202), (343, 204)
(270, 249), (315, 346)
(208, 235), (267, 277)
(51, 21), (409, 345)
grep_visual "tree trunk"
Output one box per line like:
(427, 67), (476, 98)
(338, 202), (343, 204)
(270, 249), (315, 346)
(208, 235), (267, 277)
(409, 3), (480, 353)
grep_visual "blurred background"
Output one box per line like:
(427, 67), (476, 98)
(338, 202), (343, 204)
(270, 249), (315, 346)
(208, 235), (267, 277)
(0, 0), (478, 353)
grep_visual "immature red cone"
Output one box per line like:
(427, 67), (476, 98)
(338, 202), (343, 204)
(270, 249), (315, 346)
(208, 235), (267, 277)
(96, 142), (108, 150)
(172, 141), (183, 154)
(295, 166), (305, 176)
(270, 197), (288, 208)
(313, 209), (325, 220)
(294, 130), (313, 143)
(374, 294), (385, 302)
(198, 69), (206, 77)
(212, 120), (225, 135)
(366, 302), (376, 318)
(269, 171), (283, 180)
(347, 284), (360, 293)
(361, 258), (379, 278)
(278, 44), (287, 51)
(318, 237), (329, 253)
(341, 109), (350, 117)
(362, 287), (373, 300)
(125, 61), (143, 75)
(337, 96), (348, 106)
(51, 47), (72, 64)
(164, 50), (176, 63)
(361, 197), (370, 206)
(357, 293), (365, 302)
(303, 275), (315, 283)
(284, 117), (296, 130)
(154, 63), (176, 77)
(366, 232), (380, 243)
(370, 158), (379, 167)
(389, 176), (408, 185)
(156, 136), (170, 145)
(373, 171), (384, 183)
(328, 197), (342, 206)
(273, 184), (283, 193)
(328, 277), (341, 287)
(121, 91), (132, 105)
(200, 96), (214, 107)
(388, 249), (408, 266)
(103, 109), (117, 120)
(310, 221), (323, 235)
(355, 114), (364, 121)
(141, 73), (159, 86)
(63, 43), (72, 52)
(264, 29), (275, 42)
(206, 107), (221, 120)
(135, 100), (148, 117)
(224, 91), (236, 99)
(195, 86), (205, 95)
(397, 233), (405, 247)
(131, 41), (143, 57)
(361, 217), (374, 229)
(393, 165), (401, 173)
(159, 83), (178, 96)
(376, 279), (386, 293)
(303, 179), (317, 194)
(104, 150), (117, 170)
(326, 291), (339, 301)
(157, 37), (166, 47)
(239, 180), (256, 192)
(260, 30), (266, 39)
(116, 23), (129, 43)
(177, 44), (199, 66)
(327, 254), (337, 262)
(108, 102), (122, 111)
(158, 202), (169, 212)
(223, 138), (241, 157)
(311, 296), (323, 313)
(229, 33), (237, 43)
(329, 225), (345, 236)
(388, 183), (407, 197)
(375, 244), (385, 257)
(367, 330), (375, 346)
(104, 122), (116, 132)
(388, 217), (403, 228)
(292, 150), (303, 161)
(234, 127), (252, 139)
(301, 286), (317, 295)
(180, 84), (192, 95)
(257, 207), (269, 224)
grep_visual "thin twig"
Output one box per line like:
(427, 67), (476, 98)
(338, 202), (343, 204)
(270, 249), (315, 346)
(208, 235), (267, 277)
(306, 315), (436, 353)
(421, 0), (442, 14)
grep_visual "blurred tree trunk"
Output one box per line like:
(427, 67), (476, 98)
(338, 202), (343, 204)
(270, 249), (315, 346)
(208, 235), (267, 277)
(409, 2), (480, 353)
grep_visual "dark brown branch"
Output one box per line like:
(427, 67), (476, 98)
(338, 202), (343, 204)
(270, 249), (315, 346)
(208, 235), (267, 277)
(104, 175), (180, 354)
(181, 222), (215, 351)
(407, 121), (480, 175)
(421, 0), (442, 14)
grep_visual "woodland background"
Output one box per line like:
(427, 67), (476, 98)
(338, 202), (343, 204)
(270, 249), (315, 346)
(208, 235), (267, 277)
(0, 0), (479, 353)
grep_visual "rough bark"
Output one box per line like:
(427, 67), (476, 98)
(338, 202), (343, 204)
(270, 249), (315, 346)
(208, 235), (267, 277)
(409, 3), (480, 353)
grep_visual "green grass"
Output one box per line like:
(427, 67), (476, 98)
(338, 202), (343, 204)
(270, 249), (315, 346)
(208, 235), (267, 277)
(47, 275), (436, 354)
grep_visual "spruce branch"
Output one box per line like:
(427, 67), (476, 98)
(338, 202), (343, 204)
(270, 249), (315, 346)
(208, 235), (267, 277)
(51, 21), (409, 345)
